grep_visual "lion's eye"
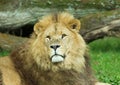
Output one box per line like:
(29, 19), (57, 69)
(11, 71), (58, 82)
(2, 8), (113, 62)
(72, 24), (77, 29)
(46, 35), (51, 40)
(61, 34), (67, 39)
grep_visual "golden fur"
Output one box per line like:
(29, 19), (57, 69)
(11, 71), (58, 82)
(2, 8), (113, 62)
(0, 12), (110, 85)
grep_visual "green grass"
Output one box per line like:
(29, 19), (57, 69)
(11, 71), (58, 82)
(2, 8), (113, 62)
(0, 50), (9, 57)
(0, 37), (120, 85)
(89, 37), (120, 85)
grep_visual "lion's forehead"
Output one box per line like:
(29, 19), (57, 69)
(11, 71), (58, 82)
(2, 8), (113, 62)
(43, 23), (72, 36)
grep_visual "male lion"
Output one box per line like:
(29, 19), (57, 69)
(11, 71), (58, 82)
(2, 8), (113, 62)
(0, 12), (110, 85)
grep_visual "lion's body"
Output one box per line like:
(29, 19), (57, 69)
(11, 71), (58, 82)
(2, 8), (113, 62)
(0, 12), (110, 85)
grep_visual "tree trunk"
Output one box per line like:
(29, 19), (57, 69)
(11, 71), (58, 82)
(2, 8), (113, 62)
(82, 19), (120, 43)
(0, 33), (28, 51)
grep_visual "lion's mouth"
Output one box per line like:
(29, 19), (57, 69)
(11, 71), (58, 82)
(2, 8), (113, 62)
(51, 54), (65, 63)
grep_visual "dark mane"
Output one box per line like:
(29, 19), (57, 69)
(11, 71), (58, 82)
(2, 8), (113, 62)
(52, 13), (58, 23)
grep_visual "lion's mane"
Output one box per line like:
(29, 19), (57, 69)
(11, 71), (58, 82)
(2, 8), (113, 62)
(9, 12), (97, 85)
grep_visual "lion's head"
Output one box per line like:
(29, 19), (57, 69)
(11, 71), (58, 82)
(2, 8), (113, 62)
(30, 12), (86, 72)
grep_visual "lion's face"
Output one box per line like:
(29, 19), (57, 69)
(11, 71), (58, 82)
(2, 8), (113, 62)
(44, 23), (77, 63)
(31, 13), (86, 71)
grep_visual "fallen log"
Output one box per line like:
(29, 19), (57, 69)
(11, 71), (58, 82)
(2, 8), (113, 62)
(82, 19), (120, 43)
(0, 33), (28, 51)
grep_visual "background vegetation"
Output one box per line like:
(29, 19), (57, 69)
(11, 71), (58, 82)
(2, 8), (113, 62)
(89, 37), (120, 85)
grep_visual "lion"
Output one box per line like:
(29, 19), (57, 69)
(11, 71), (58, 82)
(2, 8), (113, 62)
(0, 12), (110, 85)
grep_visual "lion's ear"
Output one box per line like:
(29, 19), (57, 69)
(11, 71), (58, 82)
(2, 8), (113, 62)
(69, 19), (81, 32)
(34, 22), (43, 35)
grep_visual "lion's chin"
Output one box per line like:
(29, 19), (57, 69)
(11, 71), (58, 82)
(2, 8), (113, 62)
(51, 54), (65, 63)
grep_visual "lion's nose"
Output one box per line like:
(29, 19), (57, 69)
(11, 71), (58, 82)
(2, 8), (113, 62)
(50, 45), (60, 50)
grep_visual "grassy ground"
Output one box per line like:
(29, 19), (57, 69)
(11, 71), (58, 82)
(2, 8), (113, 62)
(0, 37), (120, 85)
(89, 37), (120, 85)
